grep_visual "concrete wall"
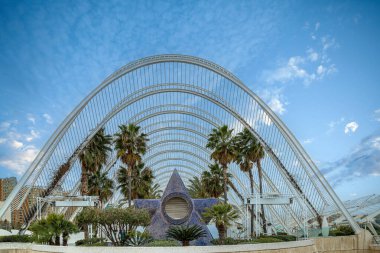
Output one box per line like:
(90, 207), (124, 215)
(0, 241), (314, 253)
(0, 232), (378, 253)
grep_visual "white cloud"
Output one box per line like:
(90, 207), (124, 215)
(327, 117), (345, 133)
(303, 138), (314, 144)
(25, 129), (40, 142)
(263, 30), (337, 86)
(0, 138), (6, 144)
(374, 108), (380, 122)
(0, 122), (11, 131)
(317, 65), (325, 75)
(371, 136), (380, 150)
(344, 121), (359, 134)
(259, 88), (287, 115)
(321, 131), (380, 186)
(43, 113), (53, 124)
(265, 56), (315, 85)
(321, 36), (337, 51)
(0, 145), (39, 175)
(315, 22), (320, 31)
(10, 140), (23, 149)
(307, 49), (319, 62)
(268, 97), (286, 115)
(27, 114), (36, 124)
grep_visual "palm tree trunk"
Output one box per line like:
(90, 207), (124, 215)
(257, 160), (267, 234)
(128, 166), (132, 207)
(217, 224), (226, 240)
(248, 169), (255, 237)
(55, 235), (60, 246)
(222, 164), (228, 203)
(80, 161), (88, 196)
(62, 232), (68, 246)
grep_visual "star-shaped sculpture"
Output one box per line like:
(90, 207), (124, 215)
(135, 169), (218, 245)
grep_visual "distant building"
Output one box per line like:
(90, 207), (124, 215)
(0, 177), (17, 201)
(0, 177), (17, 224)
(11, 186), (45, 229)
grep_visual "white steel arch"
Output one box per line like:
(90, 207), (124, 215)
(0, 54), (360, 233)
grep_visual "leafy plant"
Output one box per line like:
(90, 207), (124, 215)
(329, 225), (355, 236)
(75, 237), (107, 246)
(166, 225), (206, 246)
(206, 125), (237, 203)
(79, 128), (112, 196)
(29, 213), (78, 245)
(234, 128), (267, 235)
(75, 207), (151, 246)
(253, 237), (283, 243)
(188, 176), (209, 198)
(88, 169), (115, 205)
(114, 124), (148, 207)
(211, 236), (286, 245)
(270, 234), (296, 241)
(144, 239), (180, 247)
(0, 235), (32, 243)
(211, 237), (241, 245)
(126, 231), (152, 246)
(202, 203), (239, 240)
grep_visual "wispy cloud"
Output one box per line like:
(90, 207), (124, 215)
(262, 22), (337, 86)
(344, 121), (359, 134)
(27, 114), (36, 124)
(0, 121), (11, 131)
(10, 140), (23, 149)
(25, 129), (40, 142)
(327, 117), (345, 134)
(374, 108), (380, 122)
(259, 88), (287, 115)
(303, 138), (314, 144)
(0, 145), (39, 175)
(321, 130), (380, 186)
(43, 113), (53, 124)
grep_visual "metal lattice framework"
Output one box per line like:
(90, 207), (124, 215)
(0, 55), (360, 234)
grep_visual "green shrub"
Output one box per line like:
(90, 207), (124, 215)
(144, 239), (180, 247)
(75, 207), (151, 246)
(330, 225), (355, 236)
(211, 237), (241, 245)
(126, 231), (152, 246)
(75, 237), (107, 246)
(253, 237), (283, 243)
(270, 235), (296, 241)
(211, 236), (285, 245)
(0, 235), (33, 243)
(166, 225), (206, 246)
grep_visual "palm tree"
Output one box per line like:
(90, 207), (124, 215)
(235, 128), (267, 234)
(206, 125), (236, 203)
(79, 128), (112, 196)
(202, 203), (239, 240)
(166, 225), (206, 246)
(146, 183), (162, 199)
(114, 124), (148, 206)
(202, 163), (225, 198)
(88, 170), (115, 206)
(61, 219), (79, 246)
(117, 163), (154, 200)
(188, 176), (209, 198)
(46, 213), (65, 245)
(254, 141), (266, 234)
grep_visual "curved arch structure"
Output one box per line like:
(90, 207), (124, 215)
(0, 55), (360, 234)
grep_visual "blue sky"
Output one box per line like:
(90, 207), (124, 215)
(0, 0), (379, 200)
